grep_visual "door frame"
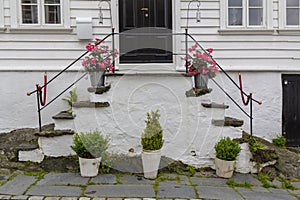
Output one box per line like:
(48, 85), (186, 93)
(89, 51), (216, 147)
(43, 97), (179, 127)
(112, 0), (181, 71)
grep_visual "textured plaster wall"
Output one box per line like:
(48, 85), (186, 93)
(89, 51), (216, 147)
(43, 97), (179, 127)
(0, 71), (282, 165)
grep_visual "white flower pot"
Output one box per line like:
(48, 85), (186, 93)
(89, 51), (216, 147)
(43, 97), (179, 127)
(78, 157), (101, 177)
(215, 157), (235, 178)
(141, 149), (161, 179)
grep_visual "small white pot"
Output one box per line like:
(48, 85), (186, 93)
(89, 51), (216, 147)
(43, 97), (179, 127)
(141, 149), (161, 179)
(78, 157), (101, 177)
(215, 157), (235, 178)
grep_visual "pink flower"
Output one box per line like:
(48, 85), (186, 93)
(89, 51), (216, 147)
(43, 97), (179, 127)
(90, 58), (96, 64)
(82, 60), (87, 66)
(99, 62), (106, 68)
(201, 66), (209, 75)
(108, 64), (114, 71)
(206, 48), (213, 54)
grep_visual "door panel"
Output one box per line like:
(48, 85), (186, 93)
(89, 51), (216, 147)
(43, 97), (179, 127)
(119, 0), (172, 63)
(282, 74), (300, 146)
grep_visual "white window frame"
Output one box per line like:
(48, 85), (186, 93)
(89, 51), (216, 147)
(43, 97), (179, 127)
(0, 0), (4, 30)
(220, 0), (273, 31)
(279, 0), (300, 29)
(10, 0), (70, 30)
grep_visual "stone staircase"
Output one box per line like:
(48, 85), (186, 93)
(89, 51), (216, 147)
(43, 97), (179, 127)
(18, 74), (245, 168)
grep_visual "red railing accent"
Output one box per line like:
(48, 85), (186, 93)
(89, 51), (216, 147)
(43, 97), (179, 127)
(38, 72), (47, 106)
(238, 73), (252, 106)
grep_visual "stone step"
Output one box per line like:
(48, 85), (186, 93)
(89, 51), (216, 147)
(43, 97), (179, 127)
(52, 111), (76, 131)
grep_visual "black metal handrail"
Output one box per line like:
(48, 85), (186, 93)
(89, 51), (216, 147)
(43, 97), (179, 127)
(28, 29), (261, 135)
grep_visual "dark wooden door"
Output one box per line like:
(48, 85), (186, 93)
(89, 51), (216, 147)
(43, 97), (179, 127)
(119, 0), (172, 63)
(282, 74), (300, 146)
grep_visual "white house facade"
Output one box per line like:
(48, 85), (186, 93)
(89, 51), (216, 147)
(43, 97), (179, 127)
(1, 0), (300, 167)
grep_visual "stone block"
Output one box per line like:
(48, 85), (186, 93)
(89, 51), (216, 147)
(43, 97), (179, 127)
(38, 135), (75, 157)
(18, 148), (44, 163)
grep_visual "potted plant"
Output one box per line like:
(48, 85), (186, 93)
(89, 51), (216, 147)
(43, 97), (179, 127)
(82, 38), (118, 87)
(185, 45), (218, 89)
(214, 137), (241, 178)
(141, 110), (164, 179)
(71, 130), (110, 177)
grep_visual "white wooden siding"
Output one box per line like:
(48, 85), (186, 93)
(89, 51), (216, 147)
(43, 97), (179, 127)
(0, 0), (300, 70)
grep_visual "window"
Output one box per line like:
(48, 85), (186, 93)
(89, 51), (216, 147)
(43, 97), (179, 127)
(0, 0), (4, 29)
(286, 0), (300, 26)
(227, 0), (265, 27)
(21, 0), (61, 25)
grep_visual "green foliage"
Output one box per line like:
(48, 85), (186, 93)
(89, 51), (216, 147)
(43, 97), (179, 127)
(63, 87), (78, 113)
(272, 135), (286, 148)
(258, 173), (277, 188)
(71, 130), (109, 158)
(226, 179), (252, 188)
(214, 137), (241, 161)
(249, 137), (265, 153)
(185, 165), (197, 176)
(277, 177), (296, 190)
(141, 110), (164, 151)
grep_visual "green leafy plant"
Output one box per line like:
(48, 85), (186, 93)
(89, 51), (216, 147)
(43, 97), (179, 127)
(249, 137), (265, 153)
(71, 130), (110, 158)
(141, 110), (164, 151)
(214, 137), (241, 161)
(272, 135), (286, 148)
(226, 179), (252, 188)
(63, 88), (78, 113)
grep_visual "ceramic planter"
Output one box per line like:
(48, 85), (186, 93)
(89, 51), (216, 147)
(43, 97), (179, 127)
(215, 157), (235, 178)
(194, 74), (209, 89)
(141, 149), (161, 179)
(89, 70), (105, 87)
(78, 157), (101, 177)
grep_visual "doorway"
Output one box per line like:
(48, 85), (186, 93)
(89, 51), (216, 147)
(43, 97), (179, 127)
(119, 0), (173, 63)
(282, 74), (300, 146)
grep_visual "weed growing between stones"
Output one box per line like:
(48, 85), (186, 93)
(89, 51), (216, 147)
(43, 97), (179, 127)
(226, 179), (252, 188)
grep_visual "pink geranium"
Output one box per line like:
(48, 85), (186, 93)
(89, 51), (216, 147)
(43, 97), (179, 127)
(184, 43), (218, 78)
(82, 39), (118, 72)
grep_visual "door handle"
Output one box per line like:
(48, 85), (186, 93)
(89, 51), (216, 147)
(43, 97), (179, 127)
(141, 7), (149, 11)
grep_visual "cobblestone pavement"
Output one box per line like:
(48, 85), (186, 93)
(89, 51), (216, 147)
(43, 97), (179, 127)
(0, 172), (299, 200)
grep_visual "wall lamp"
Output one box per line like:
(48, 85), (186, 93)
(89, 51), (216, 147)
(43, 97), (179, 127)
(186, 0), (201, 29)
(98, 0), (113, 27)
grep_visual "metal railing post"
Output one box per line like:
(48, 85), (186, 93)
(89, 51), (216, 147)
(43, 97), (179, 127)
(112, 27), (115, 73)
(250, 93), (253, 137)
(36, 84), (42, 132)
(185, 28), (188, 73)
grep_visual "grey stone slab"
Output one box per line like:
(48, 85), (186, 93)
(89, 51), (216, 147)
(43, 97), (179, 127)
(237, 187), (297, 200)
(11, 195), (29, 200)
(161, 174), (178, 180)
(119, 175), (154, 185)
(26, 185), (82, 197)
(0, 195), (11, 199)
(197, 186), (243, 200)
(0, 175), (37, 195)
(251, 186), (270, 193)
(44, 197), (61, 200)
(178, 175), (190, 185)
(28, 196), (44, 200)
(37, 173), (89, 185)
(159, 180), (180, 187)
(291, 182), (300, 189)
(61, 197), (78, 200)
(288, 189), (300, 197)
(90, 174), (117, 184)
(231, 173), (262, 186)
(157, 185), (196, 198)
(85, 185), (155, 198)
(268, 188), (289, 194)
(0, 174), (11, 182)
(190, 177), (227, 186)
